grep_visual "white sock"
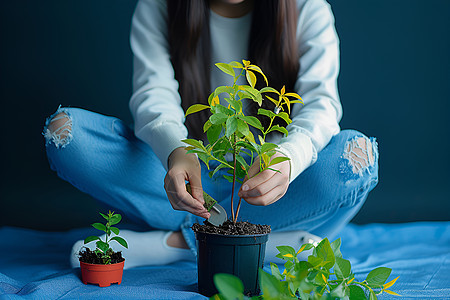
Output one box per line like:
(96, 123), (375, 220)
(264, 230), (322, 264)
(70, 230), (195, 269)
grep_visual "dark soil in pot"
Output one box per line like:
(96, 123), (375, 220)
(78, 248), (124, 264)
(193, 219), (271, 297)
(192, 220), (271, 235)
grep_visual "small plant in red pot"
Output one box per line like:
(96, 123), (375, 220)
(77, 210), (128, 287)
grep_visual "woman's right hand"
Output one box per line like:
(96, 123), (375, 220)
(164, 147), (211, 219)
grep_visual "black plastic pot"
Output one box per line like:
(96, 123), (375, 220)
(195, 231), (269, 297)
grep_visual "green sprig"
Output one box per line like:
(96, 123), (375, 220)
(183, 60), (302, 224)
(83, 210), (128, 265)
(211, 237), (400, 299)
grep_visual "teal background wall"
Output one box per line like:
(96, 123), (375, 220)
(1, 0), (449, 230)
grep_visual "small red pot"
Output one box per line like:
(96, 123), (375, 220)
(80, 260), (125, 287)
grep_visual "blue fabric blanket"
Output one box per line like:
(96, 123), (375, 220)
(1, 222), (449, 299)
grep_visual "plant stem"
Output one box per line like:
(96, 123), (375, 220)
(263, 116), (275, 140)
(353, 281), (376, 295)
(105, 222), (109, 244)
(235, 198), (243, 222)
(231, 134), (237, 223)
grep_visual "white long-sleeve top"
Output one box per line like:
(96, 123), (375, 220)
(129, 0), (342, 182)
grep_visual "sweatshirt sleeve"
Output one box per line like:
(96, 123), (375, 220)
(278, 0), (342, 182)
(129, 0), (188, 170)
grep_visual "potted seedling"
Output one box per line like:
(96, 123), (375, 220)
(77, 210), (128, 287)
(183, 60), (303, 296)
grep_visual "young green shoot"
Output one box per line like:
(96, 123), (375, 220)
(83, 210), (128, 265)
(183, 60), (303, 224)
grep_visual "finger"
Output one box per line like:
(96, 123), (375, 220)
(174, 179), (207, 211)
(187, 169), (204, 205)
(244, 184), (285, 206)
(172, 191), (210, 218)
(238, 169), (276, 198)
(246, 159), (260, 178)
(165, 172), (210, 218)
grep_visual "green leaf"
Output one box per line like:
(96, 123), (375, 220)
(276, 112), (292, 124)
(259, 270), (284, 299)
(92, 223), (107, 232)
(229, 61), (243, 68)
(84, 236), (100, 244)
(213, 273), (244, 300)
(238, 115), (263, 130)
(260, 86), (279, 94)
(182, 139), (205, 150)
(236, 141), (257, 154)
(261, 142), (278, 154)
(215, 104), (235, 116)
(369, 290), (377, 300)
(248, 65), (268, 85)
(223, 175), (234, 183)
(270, 262), (284, 281)
(99, 212), (109, 220)
(294, 261), (312, 281)
(330, 238), (343, 259)
(236, 119), (250, 137)
(110, 236), (128, 249)
(258, 108), (276, 119)
(186, 149), (206, 156)
(210, 113), (228, 125)
(315, 238), (335, 269)
(365, 267), (392, 288)
(276, 245), (296, 260)
(241, 85), (262, 106)
(215, 63), (236, 78)
(307, 269), (319, 281)
(297, 243), (314, 254)
(334, 257), (351, 279)
(225, 116), (238, 137)
(209, 163), (226, 178)
(330, 282), (346, 299)
(207, 124), (222, 145)
(203, 120), (212, 132)
(267, 125), (288, 137)
(109, 214), (121, 226)
(185, 104), (210, 117)
(110, 227), (120, 235)
(307, 255), (323, 268)
(268, 156), (290, 167)
(283, 260), (295, 273)
(197, 153), (211, 169)
(246, 70), (257, 88)
(266, 95), (280, 107)
(236, 155), (249, 173)
(214, 86), (235, 98)
(227, 99), (243, 113)
(348, 285), (367, 300)
(207, 92), (215, 106)
(96, 240), (109, 253)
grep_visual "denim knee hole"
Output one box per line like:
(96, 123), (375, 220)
(43, 106), (73, 148)
(340, 136), (378, 182)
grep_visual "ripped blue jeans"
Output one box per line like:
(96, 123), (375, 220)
(43, 107), (379, 253)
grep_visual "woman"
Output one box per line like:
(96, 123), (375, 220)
(43, 0), (378, 268)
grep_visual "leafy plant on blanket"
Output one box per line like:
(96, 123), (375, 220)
(212, 237), (400, 300)
(83, 210), (128, 264)
(183, 60), (302, 224)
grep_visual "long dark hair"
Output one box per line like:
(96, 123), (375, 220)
(167, 0), (299, 139)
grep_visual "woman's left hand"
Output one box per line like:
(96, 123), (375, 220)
(238, 151), (291, 206)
